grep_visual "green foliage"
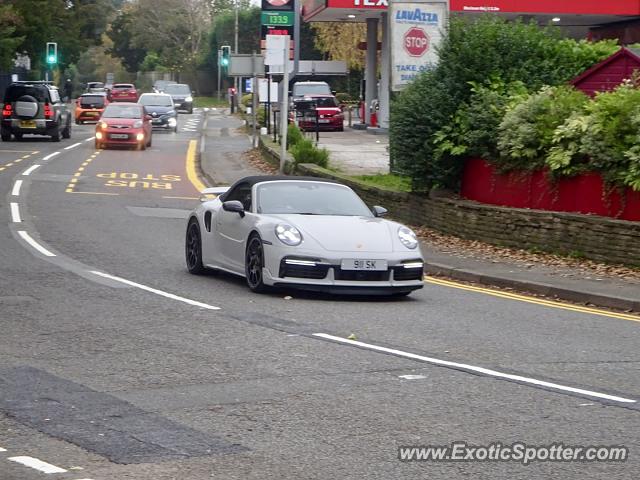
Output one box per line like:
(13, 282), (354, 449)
(353, 174), (412, 192)
(287, 123), (304, 149)
(390, 14), (620, 191)
(289, 139), (329, 168)
(241, 93), (252, 107)
(497, 86), (589, 171)
(433, 80), (527, 165)
(0, 5), (24, 71)
(335, 92), (352, 104)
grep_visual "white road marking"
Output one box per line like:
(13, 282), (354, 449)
(64, 142), (82, 150)
(43, 152), (60, 161)
(11, 180), (23, 196)
(90, 271), (220, 310)
(22, 164), (41, 176)
(17, 231), (56, 257)
(84, 137), (94, 142)
(0, 446), (6, 452)
(10, 203), (21, 223)
(399, 374), (427, 380)
(313, 333), (637, 404)
(8, 456), (67, 474)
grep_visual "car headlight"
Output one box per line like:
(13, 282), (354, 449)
(133, 120), (143, 128)
(168, 117), (177, 127)
(100, 121), (108, 129)
(398, 226), (418, 249)
(185, 96), (193, 103)
(275, 224), (302, 246)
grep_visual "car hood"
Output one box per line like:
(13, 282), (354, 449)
(268, 214), (394, 252)
(144, 106), (174, 115)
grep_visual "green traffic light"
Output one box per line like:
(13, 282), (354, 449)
(47, 55), (56, 64)
(221, 59), (228, 66)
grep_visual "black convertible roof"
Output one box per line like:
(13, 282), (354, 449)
(226, 175), (343, 190)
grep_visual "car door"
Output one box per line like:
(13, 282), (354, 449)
(216, 183), (254, 272)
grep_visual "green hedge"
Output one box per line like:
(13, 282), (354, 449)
(390, 15), (619, 191)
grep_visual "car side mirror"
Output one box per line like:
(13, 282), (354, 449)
(372, 205), (387, 217)
(222, 200), (245, 217)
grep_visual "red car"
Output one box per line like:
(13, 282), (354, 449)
(297, 95), (344, 132)
(108, 83), (138, 102)
(95, 102), (152, 150)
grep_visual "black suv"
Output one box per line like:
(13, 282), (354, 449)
(1, 81), (72, 142)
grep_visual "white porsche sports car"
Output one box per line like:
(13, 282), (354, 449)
(185, 176), (424, 296)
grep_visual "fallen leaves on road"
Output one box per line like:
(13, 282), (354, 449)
(243, 148), (278, 174)
(414, 225), (640, 282)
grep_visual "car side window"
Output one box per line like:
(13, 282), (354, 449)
(224, 183), (252, 211)
(49, 89), (60, 104)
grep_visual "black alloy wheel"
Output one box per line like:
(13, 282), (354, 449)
(185, 219), (205, 274)
(245, 235), (267, 292)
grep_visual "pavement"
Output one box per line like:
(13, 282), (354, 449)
(202, 110), (639, 312)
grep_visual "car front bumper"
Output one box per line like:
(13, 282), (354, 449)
(96, 128), (146, 146)
(261, 244), (424, 294)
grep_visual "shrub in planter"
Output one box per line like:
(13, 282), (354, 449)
(289, 138), (329, 168)
(286, 123), (304, 149)
(497, 85), (588, 171)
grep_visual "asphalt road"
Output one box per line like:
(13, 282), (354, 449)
(0, 109), (638, 480)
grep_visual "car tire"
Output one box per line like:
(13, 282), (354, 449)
(147, 135), (152, 147)
(139, 140), (146, 151)
(1, 132), (11, 142)
(13, 133), (22, 140)
(245, 234), (268, 293)
(51, 126), (61, 142)
(187, 107), (193, 114)
(62, 121), (71, 139)
(185, 218), (206, 274)
(75, 120), (81, 125)
(95, 140), (103, 149)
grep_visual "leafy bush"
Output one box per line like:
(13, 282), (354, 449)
(286, 123), (303, 149)
(335, 92), (352, 104)
(289, 138), (329, 168)
(241, 93), (252, 108)
(433, 79), (527, 165)
(497, 86), (588, 171)
(390, 15), (620, 191)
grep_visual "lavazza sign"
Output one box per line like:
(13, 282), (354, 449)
(390, 0), (448, 91)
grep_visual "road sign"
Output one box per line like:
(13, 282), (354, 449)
(404, 27), (430, 57)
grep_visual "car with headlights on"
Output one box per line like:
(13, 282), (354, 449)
(95, 102), (152, 150)
(138, 93), (177, 132)
(75, 92), (108, 124)
(164, 83), (193, 113)
(185, 176), (424, 296)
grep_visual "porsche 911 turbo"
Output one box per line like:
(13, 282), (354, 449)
(185, 176), (424, 296)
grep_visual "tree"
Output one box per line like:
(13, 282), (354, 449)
(107, 8), (146, 72)
(312, 22), (366, 69)
(0, 4), (24, 70)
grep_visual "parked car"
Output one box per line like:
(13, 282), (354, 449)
(1, 81), (72, 142)
(153, 80), (177, 93)
(164, 83), (193, 113)
(291, 81), (332, 102)
(109, 83), (138, 102)
(95, 102), (152, 150)
(185, 176), (424, 296)
(75, 92), (108, 124)
(296, 95), (344, 132)
(138, 93), (177, 132)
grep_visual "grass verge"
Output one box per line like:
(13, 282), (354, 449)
(352, 173), (412, 192)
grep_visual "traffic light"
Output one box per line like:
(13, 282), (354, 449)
(220, 46), (230, 68)
(46, 42), (57, 65)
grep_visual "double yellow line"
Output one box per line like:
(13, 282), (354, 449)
(186, 140), (206, 193)
(425, 276), (640, 323)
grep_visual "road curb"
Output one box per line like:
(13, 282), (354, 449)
(195, 110), (215, 188)
(424, 262), (640, 313)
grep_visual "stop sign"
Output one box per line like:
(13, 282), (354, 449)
(404, 27), (430, 57)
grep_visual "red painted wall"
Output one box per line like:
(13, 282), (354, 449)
(450, 0), (640, 15)
(461, 158), (640, 221)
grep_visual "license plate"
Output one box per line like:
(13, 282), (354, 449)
(341, 259), (388, 271)
(20, 120), (36, 128)
(85, 112), (98, 116)
(109, 133), (128, 139)
(319, 119), (331, 123)
(152, 119), (161, 124)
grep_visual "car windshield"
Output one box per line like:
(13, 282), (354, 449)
(165, 84), (190, 95)
(294, 84), (330, 96)
(102, 104), (141, 119)
(257, 182), (373, 216)
(139, 95), (172, 107)
(80, 95), (105, 107)
(314, 97), (339, 108)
